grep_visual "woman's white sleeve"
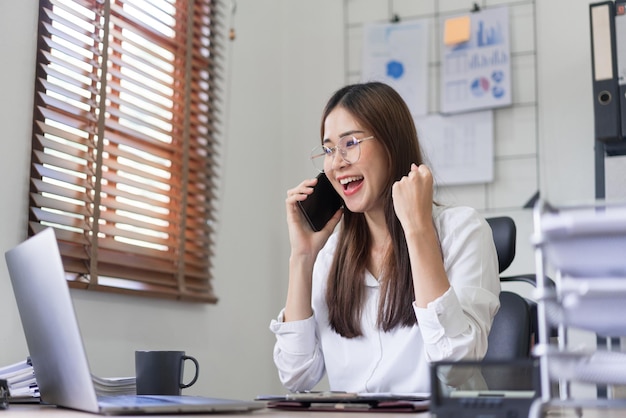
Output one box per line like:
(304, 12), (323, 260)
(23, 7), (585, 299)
(269, 310), (325, 392)
(413, 207), (501, 362)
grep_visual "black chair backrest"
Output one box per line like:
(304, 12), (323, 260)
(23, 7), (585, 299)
(484, 216), (532, 360)
(485, 291), (532, 360)
(485, 216), (516, 274)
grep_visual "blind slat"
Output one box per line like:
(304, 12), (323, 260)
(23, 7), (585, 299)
(31, 178), (91, 204)
(42, 35), (98, 68)
(31, 193), (90, 217)
(33, 160), (89, 189)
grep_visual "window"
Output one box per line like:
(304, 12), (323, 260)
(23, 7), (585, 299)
(28, 0), (221, 302)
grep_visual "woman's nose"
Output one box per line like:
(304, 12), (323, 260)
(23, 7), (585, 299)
(330, 152), (347, 171)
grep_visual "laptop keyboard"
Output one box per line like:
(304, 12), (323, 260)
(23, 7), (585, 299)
(98, 394), (247, 406)
(98, 395), (178, 406)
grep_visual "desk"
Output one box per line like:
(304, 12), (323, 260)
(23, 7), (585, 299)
(4, 404), (626, 417)
(1, 404), (428, 417)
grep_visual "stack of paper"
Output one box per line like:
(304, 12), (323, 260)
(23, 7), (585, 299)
(534, 344), (626, 386)
(0, 358), (136, 402)
(92, 375), (136, 396)
(537, 278), (626, 337)
(0, 358), (39, 402)
(537, 205), (626, 277)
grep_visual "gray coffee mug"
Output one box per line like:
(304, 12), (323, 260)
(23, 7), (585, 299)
(135, 350), (199, 395)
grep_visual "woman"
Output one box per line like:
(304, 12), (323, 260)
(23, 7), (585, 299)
(270, 82), (500, 393)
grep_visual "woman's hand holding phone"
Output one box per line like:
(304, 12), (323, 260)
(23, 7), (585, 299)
(284, 174), (343, 322)
(297, 173), (343, 232)
(285, 174), (343, 258)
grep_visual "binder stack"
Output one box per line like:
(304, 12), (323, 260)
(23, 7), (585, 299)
(0, 357), (136, 403)
(0, 358), (39, 402)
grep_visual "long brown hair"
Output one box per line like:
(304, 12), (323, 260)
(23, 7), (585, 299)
(321, 82), (426, 338)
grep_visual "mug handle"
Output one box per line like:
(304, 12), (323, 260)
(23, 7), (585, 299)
(180, 355), (199, 389)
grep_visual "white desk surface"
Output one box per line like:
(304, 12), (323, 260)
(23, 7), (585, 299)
(1, 404), (429, 417)
(4, 404), (626, 417)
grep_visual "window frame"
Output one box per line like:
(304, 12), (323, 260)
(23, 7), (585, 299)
(28, 0), (221, 303)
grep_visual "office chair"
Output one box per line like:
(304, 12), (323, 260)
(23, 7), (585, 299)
(484, 216), (537, 360)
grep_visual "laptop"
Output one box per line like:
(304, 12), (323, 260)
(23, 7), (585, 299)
(5, 228), (264, 415)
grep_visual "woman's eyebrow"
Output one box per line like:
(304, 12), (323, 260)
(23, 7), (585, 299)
(339, 130), (364, 138)
(323, 130), (365, 144)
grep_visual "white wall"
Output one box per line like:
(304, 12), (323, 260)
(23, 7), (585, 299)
(0, 0), (608, 401)
(0, 0), (39, 376)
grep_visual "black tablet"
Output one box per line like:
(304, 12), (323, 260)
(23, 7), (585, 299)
(256, 391), (429, 412)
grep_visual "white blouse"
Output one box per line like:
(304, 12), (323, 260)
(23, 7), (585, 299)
(269, 205), (500, 394)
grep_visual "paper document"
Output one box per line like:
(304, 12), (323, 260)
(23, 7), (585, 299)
(440, 6), (511, 114)
(415, 110), (493, 185)
(362, 19), (429, 117)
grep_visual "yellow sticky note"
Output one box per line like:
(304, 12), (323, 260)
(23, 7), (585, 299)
(444, 15), (471, 46)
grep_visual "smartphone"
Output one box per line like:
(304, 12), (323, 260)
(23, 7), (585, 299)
(297, 172), (343, 232)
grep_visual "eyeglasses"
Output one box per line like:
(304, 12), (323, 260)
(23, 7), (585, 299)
(310, 135), (375, 173)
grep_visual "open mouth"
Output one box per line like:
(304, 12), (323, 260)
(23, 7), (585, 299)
(340, 175), (364, 192)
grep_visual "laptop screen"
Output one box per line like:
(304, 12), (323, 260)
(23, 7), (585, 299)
(6, 228), (108, 413)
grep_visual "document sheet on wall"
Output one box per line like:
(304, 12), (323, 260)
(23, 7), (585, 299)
(362, 19), (429, 117)
(415, 110), (494, 185)
(440, 6), (511, 114)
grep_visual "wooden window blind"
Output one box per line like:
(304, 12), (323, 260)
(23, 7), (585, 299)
(28, 0), (221, 302)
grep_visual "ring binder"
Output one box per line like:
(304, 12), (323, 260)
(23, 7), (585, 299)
(615, 0), (626, 139)
(589, 1), (624, 142)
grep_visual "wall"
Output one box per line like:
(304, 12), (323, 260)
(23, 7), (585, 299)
(0, 0), (608, 401)
(0, 0), (291, 400)
(342, 0), (546, 280)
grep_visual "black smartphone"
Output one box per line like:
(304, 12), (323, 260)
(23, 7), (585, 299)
(297, 172), (343, 232)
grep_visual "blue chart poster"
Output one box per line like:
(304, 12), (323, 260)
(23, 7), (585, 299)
(440, 7), (511, 114)
(362, 19), (429, 117)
